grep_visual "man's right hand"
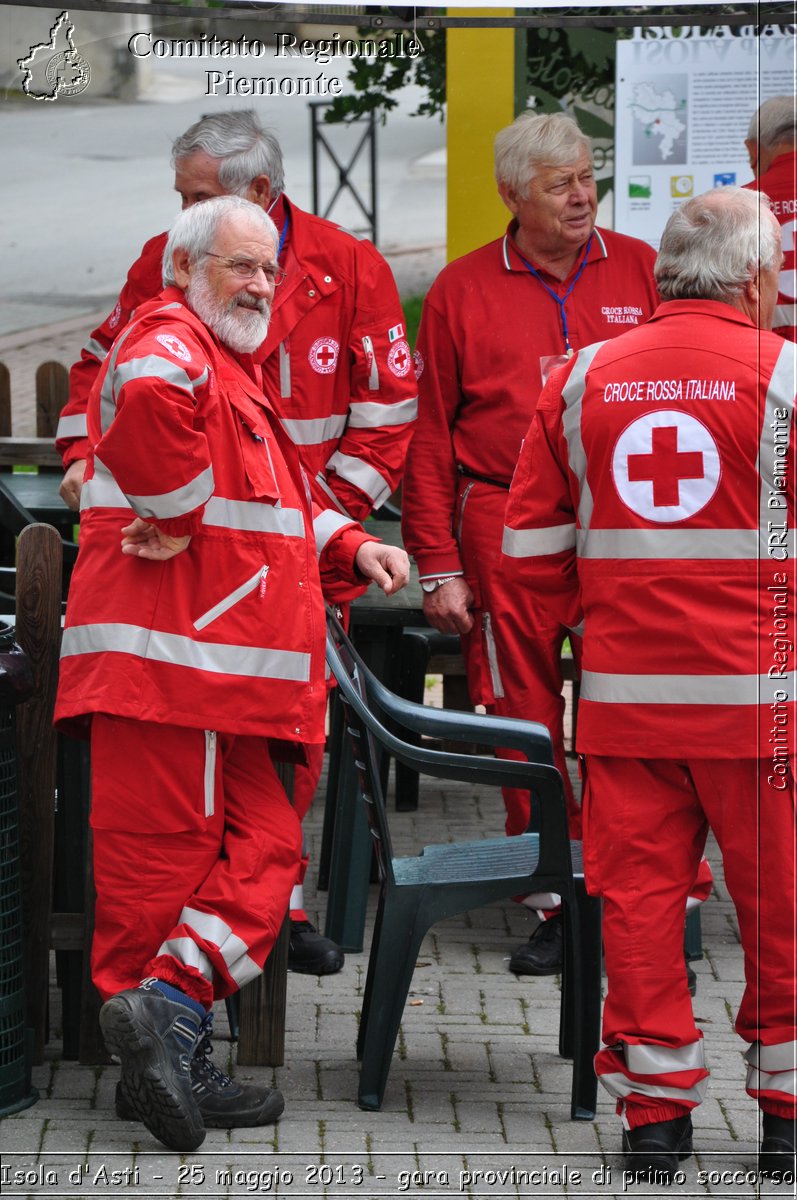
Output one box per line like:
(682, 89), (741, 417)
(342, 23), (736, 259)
(60, 459), (86, 510)
(422, 576), (475, 635)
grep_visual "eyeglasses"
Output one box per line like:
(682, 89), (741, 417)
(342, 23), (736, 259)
(204, 253), (287, 286)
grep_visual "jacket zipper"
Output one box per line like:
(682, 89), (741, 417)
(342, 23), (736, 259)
(194, 565), (268, 632)
(204, 730), (217, 818)
(456, 480), (475, 544)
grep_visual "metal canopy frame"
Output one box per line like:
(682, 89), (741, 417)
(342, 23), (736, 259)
(2, 0), (795, 28)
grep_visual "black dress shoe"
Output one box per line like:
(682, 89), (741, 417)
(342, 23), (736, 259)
(622, 1114), (693, 1183)
(760, 1112), (797, 1177)
(509, 913), (562, 975)
(288, 919), (345, 975)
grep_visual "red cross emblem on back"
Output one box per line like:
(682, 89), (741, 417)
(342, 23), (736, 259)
(627, 425), (704, 507)
(612, 410), (721, 523)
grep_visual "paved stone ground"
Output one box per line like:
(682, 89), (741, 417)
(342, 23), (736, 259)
(2, 753), (791, 1200)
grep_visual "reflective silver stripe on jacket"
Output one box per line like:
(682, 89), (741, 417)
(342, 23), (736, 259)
(177, 906), (261, 988)
(758, 340), (797, 554)
(279, 414), (347, 445)
(326, 451), (390, 507)
(581, 671), (795, 705)
(745, 1040), (797, 1096)
(203, 496), (304, 537)
(561, 341), (607, 535)
(61, 622), (311, 682)
(314, 472), (354, 519)
(55, 413), (89, 440)
(84, 336), (110, 363)
(577, 528), (759, 560)
(82, 457), (213, 520)
(348, 397), (418, 428)
(279, 341), (291, 398)
(83, 473), (300, 536)
(502, 523), (577, 558)
(314, 508), (355, 554)
(155, 935), (213, 981)
(774, 302), (797, 330)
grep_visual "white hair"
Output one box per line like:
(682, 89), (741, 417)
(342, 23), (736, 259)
(162, 195), (278, 287)
(171, 110), (285, 198)
(655, 187), (781, 302)
(747, 95), (796, 150)
(494, 112), (592, 198)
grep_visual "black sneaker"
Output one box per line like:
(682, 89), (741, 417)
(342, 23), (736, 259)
(288, 919), (344, 975)
(509, 914), (562, 975)
(760, 1112), (797, 1178)
(100, 980), (205, 1151)
(115, 1021), (284, 1128)
(622, 1114), (694, 1183)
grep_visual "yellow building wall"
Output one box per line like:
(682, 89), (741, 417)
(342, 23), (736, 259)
(446, 11), (525, 262)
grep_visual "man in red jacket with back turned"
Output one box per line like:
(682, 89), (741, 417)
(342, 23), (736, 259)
(501, 186), (796, 1183)
(56, 110), (417, 977)
(744, 94), (796, 341)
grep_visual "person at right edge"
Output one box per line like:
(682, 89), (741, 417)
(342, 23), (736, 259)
(501, 186), (796, 1183)
(402, 111), (712, 976)
(744, 94), (796, 341)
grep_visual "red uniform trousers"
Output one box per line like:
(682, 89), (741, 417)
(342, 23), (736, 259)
(456, 477), (580, 838)
(586, 756), (797, 1128)
(90, 715), (302, 1008)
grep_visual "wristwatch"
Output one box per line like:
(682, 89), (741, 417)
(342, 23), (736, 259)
(420, 575), (460, 594)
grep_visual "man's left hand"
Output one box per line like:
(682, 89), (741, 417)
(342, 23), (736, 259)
(121, 518), (191, 560)
(355, 541), (410, 596)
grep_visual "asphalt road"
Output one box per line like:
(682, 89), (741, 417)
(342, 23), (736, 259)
(2, 51), (447, 336)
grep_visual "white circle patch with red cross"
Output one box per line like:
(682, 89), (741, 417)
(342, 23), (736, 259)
(413, 350), (425, 380)
(108, 302), (123, 331)
(611, 410), (720, 523)
(388, 339), (412, 378)
(155, 333), (191, 363)
(309, 337), (339, 374)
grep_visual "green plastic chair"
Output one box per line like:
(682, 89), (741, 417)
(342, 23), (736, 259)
(325, 610), (602, 1118)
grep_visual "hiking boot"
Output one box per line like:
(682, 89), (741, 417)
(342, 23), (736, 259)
(100, 980), (205, 1151)
(509, 914), (562, 975)
(115, 1026), (284, 1127)
(622, 1114), (694, 1183)
(760, 1112), (796, 1177)
(288, 919), (344, 975)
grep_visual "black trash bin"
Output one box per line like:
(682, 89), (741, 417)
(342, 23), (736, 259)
(0, 621), (37, 1116)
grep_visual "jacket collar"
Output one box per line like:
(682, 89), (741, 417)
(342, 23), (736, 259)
(648, 298), (758, 329)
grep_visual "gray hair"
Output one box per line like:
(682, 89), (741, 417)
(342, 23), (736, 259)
(747, 95), (796, 149)
(494, 112), (592, 197)
(171, 110), (285, 198)
(162, 195), (278, 287)
(655, 187), (780, 303)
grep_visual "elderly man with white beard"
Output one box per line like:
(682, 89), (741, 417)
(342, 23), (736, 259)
(54, 196), (409, 1153)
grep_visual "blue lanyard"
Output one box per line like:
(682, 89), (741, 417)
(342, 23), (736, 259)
(517, 233), (593, 356)
(277, 210), (290, 258)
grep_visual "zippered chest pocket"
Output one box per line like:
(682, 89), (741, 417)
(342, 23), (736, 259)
(194, 565), (269, 632)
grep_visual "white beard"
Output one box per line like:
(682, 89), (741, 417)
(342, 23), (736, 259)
(186, 269), (270, 355)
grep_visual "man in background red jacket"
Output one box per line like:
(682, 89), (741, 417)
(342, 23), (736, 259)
(402, 112), (660, 975)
